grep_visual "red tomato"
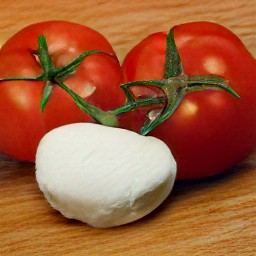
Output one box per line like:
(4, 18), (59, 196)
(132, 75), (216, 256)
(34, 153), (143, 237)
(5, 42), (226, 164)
(0, 21), (125, 162)
(121, 21), (256, 179)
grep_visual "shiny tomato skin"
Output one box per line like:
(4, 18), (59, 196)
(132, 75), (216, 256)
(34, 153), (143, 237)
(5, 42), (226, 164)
(0, 21), (125, 162)
(122, 21), (256, 179)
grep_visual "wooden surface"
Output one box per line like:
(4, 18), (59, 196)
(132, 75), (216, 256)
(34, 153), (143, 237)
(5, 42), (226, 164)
(0, 0), (256, 255)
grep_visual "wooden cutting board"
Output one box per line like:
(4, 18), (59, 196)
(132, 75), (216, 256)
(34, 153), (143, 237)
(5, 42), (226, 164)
(1, 1), (256, 255)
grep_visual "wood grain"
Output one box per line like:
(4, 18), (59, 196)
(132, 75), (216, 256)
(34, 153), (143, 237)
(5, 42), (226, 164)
(0, 1), (256, 255)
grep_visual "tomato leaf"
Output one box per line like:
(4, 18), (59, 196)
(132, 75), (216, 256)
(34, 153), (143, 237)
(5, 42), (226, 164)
(55, 50), (104, 81)
(164, 28), (183, 79)
(187, 75), (240, 98)
(140, 78), (186, 135)
(40, 81), (53, 112)
(56, 80), (118, 127)
(37, 35), (55, 77)
(117, 80), (166, 114)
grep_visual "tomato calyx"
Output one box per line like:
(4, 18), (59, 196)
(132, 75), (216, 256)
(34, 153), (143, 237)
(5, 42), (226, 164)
(35, 36), (119, 126)
(0, 35), (119, 127)
(115, 28), (239, 135)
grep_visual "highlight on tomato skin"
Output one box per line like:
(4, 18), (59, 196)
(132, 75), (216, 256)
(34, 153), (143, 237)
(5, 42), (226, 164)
(0, 20), (125, 162)
(121, 21), (256, 179)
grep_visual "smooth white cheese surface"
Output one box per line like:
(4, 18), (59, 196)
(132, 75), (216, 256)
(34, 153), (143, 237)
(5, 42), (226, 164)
(35, 123), (176, 228)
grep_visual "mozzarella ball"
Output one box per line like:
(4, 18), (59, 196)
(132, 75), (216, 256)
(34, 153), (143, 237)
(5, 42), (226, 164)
(36, 123), (176, 228)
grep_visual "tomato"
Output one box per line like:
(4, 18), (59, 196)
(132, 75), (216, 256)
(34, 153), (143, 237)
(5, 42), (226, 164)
(0, 21), (125, 162)
(121, 21), (256, 179)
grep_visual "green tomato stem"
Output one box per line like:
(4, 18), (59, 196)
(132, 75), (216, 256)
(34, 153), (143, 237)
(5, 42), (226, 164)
(0, 32), (240, 135)
(0, 76), (44, 81)
(56, 80), (119, 127)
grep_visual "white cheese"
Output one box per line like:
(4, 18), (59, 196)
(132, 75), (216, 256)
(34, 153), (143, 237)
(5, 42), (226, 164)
(35, 123), (176, 228)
